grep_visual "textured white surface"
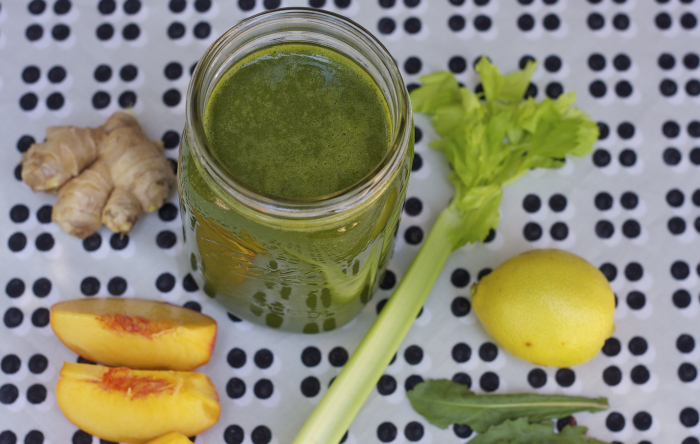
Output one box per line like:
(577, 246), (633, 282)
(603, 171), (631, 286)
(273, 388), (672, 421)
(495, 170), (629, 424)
(1, 1), (699, 444)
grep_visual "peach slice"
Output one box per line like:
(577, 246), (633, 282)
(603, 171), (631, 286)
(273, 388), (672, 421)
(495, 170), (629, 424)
(57, 363), (220, 444)
(145, 433), (193, 444)
(51, 298), (216, 371)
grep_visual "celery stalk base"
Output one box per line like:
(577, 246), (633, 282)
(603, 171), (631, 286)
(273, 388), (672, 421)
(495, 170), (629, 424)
(292, 207), (461, 444)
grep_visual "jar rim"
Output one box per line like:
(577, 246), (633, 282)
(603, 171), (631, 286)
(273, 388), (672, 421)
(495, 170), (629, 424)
(185, 7), (412, 220)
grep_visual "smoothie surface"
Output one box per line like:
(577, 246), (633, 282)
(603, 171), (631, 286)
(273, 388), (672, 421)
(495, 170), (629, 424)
(204, 42), (392, 201)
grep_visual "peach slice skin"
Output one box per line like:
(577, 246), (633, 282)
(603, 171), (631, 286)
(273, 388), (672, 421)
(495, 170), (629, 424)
(50, 298), (216, 371)
(145, 433), (194, 444)
(57, 363), (220, 444)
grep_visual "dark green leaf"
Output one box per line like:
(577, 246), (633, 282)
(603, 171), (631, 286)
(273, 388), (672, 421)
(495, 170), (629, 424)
(406, 379), (609, 433)
(468, 418), (611, 444)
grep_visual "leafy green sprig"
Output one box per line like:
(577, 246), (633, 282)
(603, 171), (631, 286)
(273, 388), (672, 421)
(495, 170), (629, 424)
(408, 379), (610, 443)
(410, 58), (599, 246)
(407, 379), (609, 433)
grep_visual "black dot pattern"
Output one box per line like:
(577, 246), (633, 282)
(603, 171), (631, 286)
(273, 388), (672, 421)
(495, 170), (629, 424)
(328, 347), (348, 367)
(674, 290), (692, 308)
(156, 273), (175, 293)
(301, 376), (320, 397)
(107, 277), (127, 296)
(226, 378), (246, 399)
(452, 343), (471, 363)
(25, 431), (43, 444)
(1, 355), (21, 375)
(404, 345), (423, 365)
(451, 296), (470, 317)
(251, 426), (271, 444)
(679, 363), (697, 383)
(300, 347), (321, 368)
(528, 368), (547, 388)
(183, 274), (199, 292)
(223, 425), (243, 444)
(377, 422), (397, 443)
(478, 342), (497, 362)
(606, 412), (625, 432)
(253, 379), (273, 399)
(227, 348), (246, 368)
(404, 374), (423, 392)
(631, 365), (650, 384)
(404, 422), (424, 442)
(451, 372), (471, 389)
(479, 372), (500, 392)
(26, 384), (46, 404)
(681, 408), (699, 428)
(71, 430), (92, 444)
(254, 349), (273, 369)
(629, 336), (648, 356)
(677, 334), (695, 353)
(453, 424), (472, 439)
(28, 355), (48, 374)
(0, 384), (19, 404)
(556, 368), (576, 387)
(0, 3), (696, 442)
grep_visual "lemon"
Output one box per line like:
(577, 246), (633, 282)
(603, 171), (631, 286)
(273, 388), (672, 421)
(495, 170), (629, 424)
(471, 249), (615, 368)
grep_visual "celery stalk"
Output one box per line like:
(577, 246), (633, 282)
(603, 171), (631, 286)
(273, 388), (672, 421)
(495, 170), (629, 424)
(292, 58), (599, 444)
(292, 208), (459, 444)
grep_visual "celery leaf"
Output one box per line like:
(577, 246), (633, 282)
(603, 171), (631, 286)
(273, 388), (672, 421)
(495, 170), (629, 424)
(410, 57), (599, 249)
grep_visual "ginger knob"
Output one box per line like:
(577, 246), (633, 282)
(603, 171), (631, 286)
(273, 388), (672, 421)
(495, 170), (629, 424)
(21, 112), (177, 238)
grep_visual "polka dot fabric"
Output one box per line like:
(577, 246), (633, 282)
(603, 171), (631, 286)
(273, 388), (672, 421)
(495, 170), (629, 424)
(0, 1), (699, 443)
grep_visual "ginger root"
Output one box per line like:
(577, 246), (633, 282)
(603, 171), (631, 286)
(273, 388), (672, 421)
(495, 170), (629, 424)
(21, 112), (177, 238)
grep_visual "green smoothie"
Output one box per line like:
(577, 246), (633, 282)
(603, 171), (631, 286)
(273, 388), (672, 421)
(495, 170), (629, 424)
(204, 43), (392, 201)
(179, 40), (413, 333)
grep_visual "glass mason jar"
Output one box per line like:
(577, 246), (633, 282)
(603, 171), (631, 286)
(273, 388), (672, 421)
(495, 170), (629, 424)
(179, 8), (413, 333)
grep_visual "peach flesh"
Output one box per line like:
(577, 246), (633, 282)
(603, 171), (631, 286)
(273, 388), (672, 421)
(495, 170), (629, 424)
(56, 363), (220, 444)
(50, 298), (217, 370)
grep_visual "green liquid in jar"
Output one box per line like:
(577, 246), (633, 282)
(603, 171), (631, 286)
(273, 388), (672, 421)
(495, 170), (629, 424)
(204, 42), (392, 201)
(179, 41), (412, 333)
